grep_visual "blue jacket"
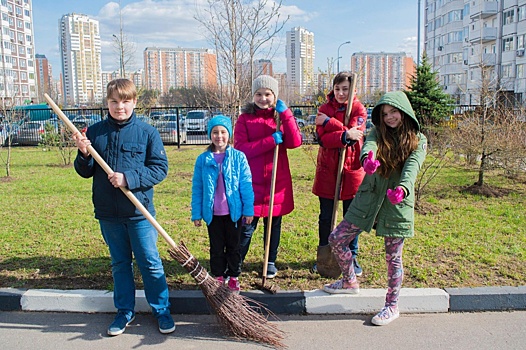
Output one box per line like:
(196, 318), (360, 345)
(191, 146), (254, 225)
(74, 112), (168, 220)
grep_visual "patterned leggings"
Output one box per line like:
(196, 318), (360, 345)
(328, 219), (405, 307)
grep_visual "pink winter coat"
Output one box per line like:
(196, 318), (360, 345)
(234, 104), (302, 217)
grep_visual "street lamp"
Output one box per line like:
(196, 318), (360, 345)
(337, 41), (351, 73)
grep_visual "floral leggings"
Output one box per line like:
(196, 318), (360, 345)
(328, 219), (405, 307)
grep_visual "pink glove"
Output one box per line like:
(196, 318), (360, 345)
(387, 186), (405, 205)
(363, 151), (380, 175)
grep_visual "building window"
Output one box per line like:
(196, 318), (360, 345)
(519, 5), (526, 21)
(503, 37), (514, 51)
(517, 64), (525, 78)
(503, 9), (514, 25)
(502, 64), (513, 78)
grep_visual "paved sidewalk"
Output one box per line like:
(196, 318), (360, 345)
(1, 286), (525, 314)
(2, 311), (526, 349)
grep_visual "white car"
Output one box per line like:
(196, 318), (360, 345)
(185, 110), (210, 134)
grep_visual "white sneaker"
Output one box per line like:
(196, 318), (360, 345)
(371, 305), (399, 326)
(322, 279), (359, 294)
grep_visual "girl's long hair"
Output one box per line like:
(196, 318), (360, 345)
(376, 108), (419, 178)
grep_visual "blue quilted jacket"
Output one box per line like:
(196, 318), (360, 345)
(191, 146), (254, 225)
(74, 112), (168, 220)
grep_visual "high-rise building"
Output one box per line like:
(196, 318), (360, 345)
(286, 27), (315, 96)
(351, 52), (415, 104)
(424, 0), (526, 106)
(35, 54), (52, 101)
(254, 59), (273, 76)
(0, 0), (37, 106)
(59, 13), (103, 106)
(143, 47), (217, 94)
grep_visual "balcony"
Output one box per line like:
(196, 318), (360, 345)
(470, 1), (498, 19)
(469, 27), (497, 43)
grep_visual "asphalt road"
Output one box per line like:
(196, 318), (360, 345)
(1, 311), (525, 350)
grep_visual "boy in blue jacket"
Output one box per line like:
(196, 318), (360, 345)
(72, 79), (175, 336)
(191, 115), (254, 293)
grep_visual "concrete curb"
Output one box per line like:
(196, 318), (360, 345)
(2, 286), (525, 314)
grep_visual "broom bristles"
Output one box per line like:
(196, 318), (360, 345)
(169, 241), (286, 348)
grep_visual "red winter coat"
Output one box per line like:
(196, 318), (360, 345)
(234, 104), (302, 217)
(312, 92), (367, 200)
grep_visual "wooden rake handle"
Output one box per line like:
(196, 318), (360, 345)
(330, 73), (358, 231)
(43, 93), (178, 250)
(261, 116), (281, 285)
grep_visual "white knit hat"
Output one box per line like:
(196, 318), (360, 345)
(252, 75), (279, 98)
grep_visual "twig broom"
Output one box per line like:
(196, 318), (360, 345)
(43, 93), (285, 348)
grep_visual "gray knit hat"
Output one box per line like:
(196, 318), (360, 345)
(252, 75), (279, 98)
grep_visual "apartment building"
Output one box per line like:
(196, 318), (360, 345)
(286, 27), (315, 96)
(425, 0), (526, 106)
(143, 47), (217, 94)
(254, 59), (273, 77)
(59, 13), (103, 106)
(0, 0), (37, 106)
(35, 54), (51, 100)
(350, 52), (415, 103)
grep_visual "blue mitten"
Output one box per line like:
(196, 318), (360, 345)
(275, 99), (288, 113)
(272, 131), (283, 145)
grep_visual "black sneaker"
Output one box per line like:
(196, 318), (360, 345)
(353, 258), (363, 277)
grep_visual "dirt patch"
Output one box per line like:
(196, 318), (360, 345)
(0, 176), (15, 183)
(415, 201), (442, 215)
(460, 183), (511, 197)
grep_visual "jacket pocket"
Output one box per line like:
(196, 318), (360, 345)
(121, 142), (146, 168)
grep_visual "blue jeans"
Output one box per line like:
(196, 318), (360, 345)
(318, 197), (358, 256)
(99, 218), (171, 317)
(239, 216), (282, 264)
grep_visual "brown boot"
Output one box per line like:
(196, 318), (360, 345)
(316, 245), (341, 279)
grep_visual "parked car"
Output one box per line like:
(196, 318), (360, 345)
(155, 121), (187, 145)
(12, 121), (48, 146)
(306, 115), (316, 125)
(295, 117), (307, 127)
(185, 110), (210, 134)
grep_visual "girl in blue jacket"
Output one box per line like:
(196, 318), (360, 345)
(191, 115), (254, 293)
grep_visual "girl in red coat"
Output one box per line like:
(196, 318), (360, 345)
(312, 71), (367, 278)
(234, 75), (302, 278)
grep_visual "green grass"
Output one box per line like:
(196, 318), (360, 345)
(1, 145), (525, 291)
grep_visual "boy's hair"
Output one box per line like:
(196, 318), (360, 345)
(106, 78), (137, 100)
(332, 71), (353, 87)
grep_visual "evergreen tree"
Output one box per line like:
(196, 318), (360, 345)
(405, 53), (454, 128)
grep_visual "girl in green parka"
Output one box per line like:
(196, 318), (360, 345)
(322, 91), (427, 326)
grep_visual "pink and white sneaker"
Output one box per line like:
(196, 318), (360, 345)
(322, 279), (360, 294)
(227, 277), (241, 293)
(371, 305), (399, 326)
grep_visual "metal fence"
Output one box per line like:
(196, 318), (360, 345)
(1, 105), (320, 147)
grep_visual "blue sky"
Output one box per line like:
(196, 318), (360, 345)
(32, 1), (423, 79)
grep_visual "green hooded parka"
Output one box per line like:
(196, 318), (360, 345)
(344, 91), (427, 238)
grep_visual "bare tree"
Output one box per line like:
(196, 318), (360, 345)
(112, 1), (136, 78)
(195, 0), (289, 116)
(452, 61), (526, 187)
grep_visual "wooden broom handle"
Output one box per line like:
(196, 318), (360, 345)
(43, 93), (178, 250)
(330, 73), (357, 230)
